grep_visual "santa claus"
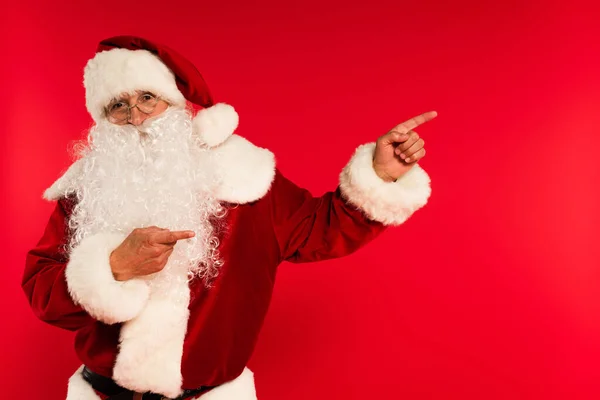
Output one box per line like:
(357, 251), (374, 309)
(22, 36), (435, 399)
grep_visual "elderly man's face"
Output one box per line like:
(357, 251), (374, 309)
(105, 91), (170, 127)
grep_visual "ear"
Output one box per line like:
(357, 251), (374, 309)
(192, 103), (239, 147)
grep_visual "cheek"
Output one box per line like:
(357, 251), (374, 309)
(150, 102), (169, 117)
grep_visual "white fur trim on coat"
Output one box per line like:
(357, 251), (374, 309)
(339, 142), (431, 225)
(44, 137), (275, 205)
(195, 368), (257, 400)
(193, 103), (239, 148)
(84, 48), (186, 122)
(65, 233), (150, 324)
(66, 365), (102, 400)
(112, 260), (190, 398)
(65, 365), (257, 400)
(43, 159), (83, 201)
(210, 134), (276, 204)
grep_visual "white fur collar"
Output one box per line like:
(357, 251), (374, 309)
(43, 133), (276, 205)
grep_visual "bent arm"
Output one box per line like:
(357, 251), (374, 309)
(22, 198), (150, 328)
(22, 199), (93, 331)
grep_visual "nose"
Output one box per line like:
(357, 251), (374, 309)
(128, 106), (147, 126)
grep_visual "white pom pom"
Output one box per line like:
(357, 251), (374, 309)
(192, 103), (239, 147)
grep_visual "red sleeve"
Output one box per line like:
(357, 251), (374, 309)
(22, 198), (94, 331)
(270, 169), (387, 263)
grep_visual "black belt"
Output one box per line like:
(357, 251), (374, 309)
(82, 366), (216, 399)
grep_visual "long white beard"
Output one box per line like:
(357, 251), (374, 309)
(67, 107), (225, 286)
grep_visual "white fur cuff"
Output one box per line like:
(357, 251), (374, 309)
(339, 143), (431, 225)
(65, 233), (150, 324)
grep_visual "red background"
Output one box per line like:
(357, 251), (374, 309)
(2, 1), (599, 399)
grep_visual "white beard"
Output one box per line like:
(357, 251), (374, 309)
(67, 107), (225, 286)
(63, 107), (230, 396)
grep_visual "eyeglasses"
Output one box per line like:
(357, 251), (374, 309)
(105, 92), (165, 123)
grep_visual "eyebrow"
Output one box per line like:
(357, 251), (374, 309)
(110, 91), (156, 104)
(107, 96), (127, 107)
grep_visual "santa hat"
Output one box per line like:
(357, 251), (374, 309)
(83, 35), (238, 147)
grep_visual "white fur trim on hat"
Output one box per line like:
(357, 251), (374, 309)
(339, 142), (431, 225)
(65, 232), (150, 324)
(193, 103), (239, 147)
(84, 48), (186, 122)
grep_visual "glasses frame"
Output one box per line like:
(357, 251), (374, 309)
(105, 92), (167, 124)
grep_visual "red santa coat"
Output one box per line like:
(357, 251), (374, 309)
(22, 133), (432, 399)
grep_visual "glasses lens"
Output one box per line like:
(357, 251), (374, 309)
(137, 95), (159, 114)
(109, 107), (128, 122)
(106, 94), (161, 122)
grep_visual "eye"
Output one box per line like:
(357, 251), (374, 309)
(109, 102), (126, 111)
(139, 93), (157, 103)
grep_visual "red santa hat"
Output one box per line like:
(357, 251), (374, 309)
(83, 35), (238, 147)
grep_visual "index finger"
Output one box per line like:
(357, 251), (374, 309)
(393, 111), (438, 133)
(150, 230), (195, 244)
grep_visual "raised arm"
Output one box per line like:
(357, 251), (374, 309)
(271, 112), (435, 263)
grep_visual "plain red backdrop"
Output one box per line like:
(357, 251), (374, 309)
(1, 1), (599, 399)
